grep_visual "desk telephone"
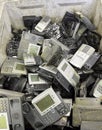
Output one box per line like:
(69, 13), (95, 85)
(0, 97), (24, 130)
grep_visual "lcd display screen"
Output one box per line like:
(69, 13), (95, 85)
(30, 74), (39, 82)
(15, 63), (25, 71)
(0, 113), (8, 129)
(36, 95), (55, 112)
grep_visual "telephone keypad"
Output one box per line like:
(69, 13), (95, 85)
(0, 98), (8, 112)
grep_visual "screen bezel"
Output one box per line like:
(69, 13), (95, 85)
(28, 73), (48, 85)
(23, 53), (36, 65)
(27, 43), (41, 56)
(13, 62), (27, 75)
(32, 88), (61, 116)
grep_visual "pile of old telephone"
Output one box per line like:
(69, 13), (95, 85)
(0, 11), (102, 130)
